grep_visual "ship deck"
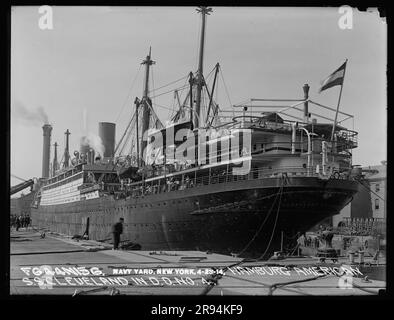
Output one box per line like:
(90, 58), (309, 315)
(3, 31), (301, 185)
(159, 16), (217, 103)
(10, 229), (385, 296)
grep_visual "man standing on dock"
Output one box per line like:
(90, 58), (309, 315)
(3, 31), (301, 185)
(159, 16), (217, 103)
(112, 218), (124, 250)
(16, 216), (21, 231)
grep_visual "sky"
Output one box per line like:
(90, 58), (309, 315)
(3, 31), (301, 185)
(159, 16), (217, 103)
(10, 6), (387, 190)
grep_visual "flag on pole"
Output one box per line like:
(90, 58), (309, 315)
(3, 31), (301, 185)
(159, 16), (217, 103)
(318, 61), (347, 93)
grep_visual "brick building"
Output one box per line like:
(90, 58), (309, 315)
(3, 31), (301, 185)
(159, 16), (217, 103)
(10, 192), (35, 217)
(332, 161), (386, 234)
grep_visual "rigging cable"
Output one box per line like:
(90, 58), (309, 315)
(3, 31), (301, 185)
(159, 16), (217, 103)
(236, 179), (284, 257)
(198, 179), (287, 295)
(114, 65), (142, 123)
(354, 176), (385, 202)
(282, 231), (300, 240)
(121, 108), (141, 156)
(214, 73), (219, 124)
(268, 274), (327, 295)
(169, 91), (177, 121)
(11, 174), (28, 182)
(150, 84), (189, 100)
(257, 180), (284, 260)
(150, 64), (156, 114)
(178, 74), (190, 103)
(148, 74), (189, 94)
(202, 64), (216, 83)
(146, 100), (164, 128)
(152, 101), (178, 112)
(174, 75), (193, 121)
(114, 108), (137, 156)
(200, 179), (282, 297)
(219, 66), (233, 108)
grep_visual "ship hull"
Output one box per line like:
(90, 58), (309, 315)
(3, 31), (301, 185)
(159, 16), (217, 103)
(31, 177), (358, 258)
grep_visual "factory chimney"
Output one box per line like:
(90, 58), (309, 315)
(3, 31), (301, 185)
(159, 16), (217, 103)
(303, 84), (310, 123)
(64, 129), (71, 168)
(42, 124), (53, 178)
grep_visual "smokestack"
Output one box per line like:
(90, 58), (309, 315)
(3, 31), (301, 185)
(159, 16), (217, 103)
(88, 148), (95, 165)
(303, 83), (310, 123)
(98, 122), (116, 158)
(42, 124), (52, 178)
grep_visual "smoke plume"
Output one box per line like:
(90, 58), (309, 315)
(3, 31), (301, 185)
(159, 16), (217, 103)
(12, 100), (49, 125)
(79, 108), (106, 158)
(80, 133), (105, 158)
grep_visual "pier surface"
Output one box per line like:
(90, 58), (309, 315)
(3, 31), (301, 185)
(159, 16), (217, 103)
(10, 229), (386, 296)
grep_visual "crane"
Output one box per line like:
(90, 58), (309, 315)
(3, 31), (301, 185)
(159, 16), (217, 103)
(10, 174), (35, 196)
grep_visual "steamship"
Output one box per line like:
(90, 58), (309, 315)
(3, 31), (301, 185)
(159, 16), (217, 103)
(30, 7), (360, 257)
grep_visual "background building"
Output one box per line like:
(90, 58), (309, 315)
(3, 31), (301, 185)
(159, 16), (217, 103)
(332, 161), (386, 235)
(10, 192), (35, 217)
(366, 161), (387, 219)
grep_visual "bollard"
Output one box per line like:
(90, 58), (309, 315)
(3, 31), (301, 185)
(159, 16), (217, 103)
(348, 251), (355, 263)
(358, 250), (364, 264)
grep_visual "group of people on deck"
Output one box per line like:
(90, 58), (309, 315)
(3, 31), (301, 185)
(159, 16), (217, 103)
(113, 175), (196, 199)
(104, 168), (233, 200)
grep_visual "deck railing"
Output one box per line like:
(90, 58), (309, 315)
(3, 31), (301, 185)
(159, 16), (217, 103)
(97, 165), (352, 198)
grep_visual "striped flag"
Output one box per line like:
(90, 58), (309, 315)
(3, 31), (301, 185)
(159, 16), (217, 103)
(319, 61), (347, 93)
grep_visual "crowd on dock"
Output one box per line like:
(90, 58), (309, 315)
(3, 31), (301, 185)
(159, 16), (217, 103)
(297, 233), (321, 248)
(10, 214), (31, 231)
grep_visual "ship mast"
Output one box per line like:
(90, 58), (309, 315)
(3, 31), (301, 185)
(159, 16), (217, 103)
(140, 47), (155, 165)
(194, 6), (212, 128)
(52, 142), (58, 177)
